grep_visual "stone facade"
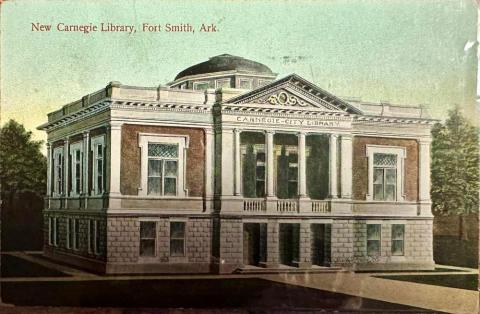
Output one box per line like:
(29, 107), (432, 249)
(39, 55), (436, 274)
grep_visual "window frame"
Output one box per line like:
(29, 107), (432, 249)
(365, 145), (406, 202)
(138, 133), (189, 198)
(366, 223), (382, 257)
(215, 78), (231, 89)
(91, 135), (105, 195)
(258, 79), (272, 88)
(193, 81), (210, 90)
(169, 219), (187, 258)
(69, 142), (83, 197)
(66, 218), (73, 249)
(391, 224), (405, 256)
(88, 220), (100, 254)
(139, 220), (157, 258)
(238, 78), (252, 89)
(53, 147), (64, 196)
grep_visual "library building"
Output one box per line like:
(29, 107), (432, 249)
(39, 54), (436, 274)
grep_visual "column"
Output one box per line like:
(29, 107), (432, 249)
(266, 130), (275, 198)
(46, 142), (52, 197)
(108, 122), (122, 196)
(83, 132), (90, 196)
(63, 137), (70, 196)
(234, 129), (241, 196)
(418, 138), (432, 201)
(298, 132), (308, 198)
(329, 134), (338, 198)
(221, 128), (235, 196)
(340, 135), (353, 199)
(204, 129), (214, 199)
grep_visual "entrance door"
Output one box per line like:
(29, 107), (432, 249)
(279, 223), (300, 266)
(311, 224), (331, 266)
(243, 223), (266, 266)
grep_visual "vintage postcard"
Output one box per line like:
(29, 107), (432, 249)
(0, 0), (478, 313)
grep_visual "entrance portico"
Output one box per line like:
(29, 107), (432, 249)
(215, 75), (359, 216)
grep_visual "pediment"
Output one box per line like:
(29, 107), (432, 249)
(225, 74), (363, 114)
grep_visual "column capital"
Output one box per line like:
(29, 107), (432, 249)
(265, 130), (275, 135)
(204, 128), (214, 135)
(46, 142), (52, 148)
(330, 133), (339, 139)
(83, 131), (90, 138)
(234, 128), (242, 134)
(418, 137), (432, 145)
(108, 121), (123, 130)
(297, 131), (307, 136)
(63, 137), (70, 144)
(340, 134), (353, 140)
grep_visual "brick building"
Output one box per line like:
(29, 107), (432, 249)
(38, 54), (436, 274)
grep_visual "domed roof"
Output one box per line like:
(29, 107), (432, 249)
(174, 54), (274, 80)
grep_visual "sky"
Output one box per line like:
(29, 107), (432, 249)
(0, 0), (477, 146)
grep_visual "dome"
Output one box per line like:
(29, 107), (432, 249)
(174, 54), (274, 80)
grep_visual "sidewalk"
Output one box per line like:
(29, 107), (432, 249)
(2, 251), (478, 313)
(260, 268), (479, 314)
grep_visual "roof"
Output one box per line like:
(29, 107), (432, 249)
(174, 54), (274, 80)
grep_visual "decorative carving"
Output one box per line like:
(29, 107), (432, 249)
(261, 91), (309, 107)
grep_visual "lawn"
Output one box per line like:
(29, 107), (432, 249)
(376, 274), (478, 291)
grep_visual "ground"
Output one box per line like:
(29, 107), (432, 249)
(0, 252), (478, 313)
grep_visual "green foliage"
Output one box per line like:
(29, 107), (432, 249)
(0, 119), (47, 201)
(431, 107), (479, 215)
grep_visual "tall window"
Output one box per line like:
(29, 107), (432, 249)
(366, 146), (405, 202)
(73, 219), (80, 250)
(147, 144), (178, 196)
(170, 221), (186, 257)
(88, 220), (100, 254)
(91, 136), (105, 195)
(53, 147), (64, 196)
(241, 132), (266, 198)
(48, 217), (55, 245)
(391, 224), (405, 256)
(367, 224), (381, 256)
(140, 221), (156, 257)
(70, 142), (83, 196)
(373, 153), (396, 201)
(139, 134), (187, 197)
(55, 218), (60, 246)
(67, 218), (73, 249)
(274, 134), (298, 199)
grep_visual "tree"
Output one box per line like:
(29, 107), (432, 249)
(0, 119), (47, 204)
(431, 107), (479, 240)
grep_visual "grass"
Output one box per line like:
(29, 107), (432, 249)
(375, 274), (478, 291)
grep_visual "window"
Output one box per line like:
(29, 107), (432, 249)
(170, 221), (186, 257)
(139, 134), (188, 197)
(147, 144), (178, 196)
(91, 136), (105, 195)
(193, 81), (210, 90)
(238, 79), (252, 89)
(48, 217), (55, 245)
(216, 79), (231, 88)
(88, 220), (100, 254)
(258, 79), (272, 88)
(373, 153), (396, 201)
(391, 224), (405, 256)
(73, 219), (80, 250)
(53, 147), (64, 196)
(241, 132), (266, 198)
(55, 218), (60, 246)
(67, 218), (73, 249)
(140, 221), (156, 257)
(366, 145), (405, 201)
(366, 224), (381, 256)
(70, 142), (83, 196)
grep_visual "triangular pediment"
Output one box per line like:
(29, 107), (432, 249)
(225, 74), (363, 114)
